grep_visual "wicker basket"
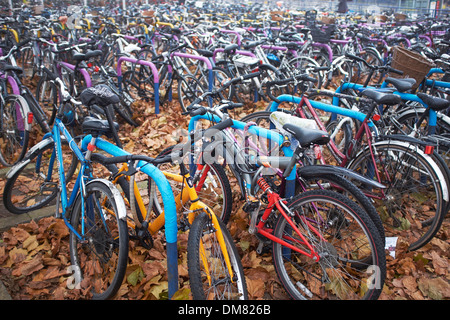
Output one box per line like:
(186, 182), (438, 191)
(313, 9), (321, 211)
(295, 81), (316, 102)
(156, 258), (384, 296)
(321, 16), (335, 25)
(390, 46), (435, 90)
(394, 13), (407, 21)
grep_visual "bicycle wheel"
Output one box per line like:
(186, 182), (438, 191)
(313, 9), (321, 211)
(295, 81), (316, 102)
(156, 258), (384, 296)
(297, 171), (385, 244)
(177, 74), (205, 113)
(0, 95), (30, 166)
(36, 75), (58, 125)
(3, 138), (78, 214)
(347, 140), (447, 251)
(287, 55), (322, 89)
(69, 179), (128, 300)
(187, 211), (248, 300)
(16, 46), (35, 79)
(273, 190), (386, 300)
(148, 144), (233, 223)
(122, 69), (155, 103)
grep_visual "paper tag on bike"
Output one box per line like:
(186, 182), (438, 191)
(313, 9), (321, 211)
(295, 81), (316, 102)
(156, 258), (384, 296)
(385, 237), (398, 259)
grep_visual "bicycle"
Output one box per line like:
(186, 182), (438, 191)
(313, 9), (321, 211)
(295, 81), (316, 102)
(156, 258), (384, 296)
(121, 41), (205, 113)
(263, 84), (448, 251)
(74, 82), (244, 299)
(3, 67), (129, 300)
(177, 74), (387, 299)
(186, 102), (386, 300)
(0, 40), (52, 164)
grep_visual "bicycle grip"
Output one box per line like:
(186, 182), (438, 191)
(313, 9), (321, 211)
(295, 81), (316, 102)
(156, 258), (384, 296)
(189, 106), (207, 117)
(241, 71), (261, 80)
(295, 73), (318, 83)
(205, 118), (234, 133)
(386, 66), (404, 75)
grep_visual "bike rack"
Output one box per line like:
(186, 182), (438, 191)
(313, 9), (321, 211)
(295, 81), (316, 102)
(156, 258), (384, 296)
(220, 29), (243, 48)
(58, 61), (93, 88)
(116, 56), (160, 114)
(170, 52), (214, 104)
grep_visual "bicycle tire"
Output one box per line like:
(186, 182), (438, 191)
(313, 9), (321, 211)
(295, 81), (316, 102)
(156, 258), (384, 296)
(177, 74), (205, 113)
(122, 69), (155, 103)
(16, 46), (35, 79)
(69, 179), (129, 300)
(0, 95), (30, 167)
(35, 75), (58, 125)
(187, 211), (248, 300)
(347, 140), (447, 251)
(3, 138), (78, 214)
(273, 189), (386, 300)
(298, 171), (386, 244)
(148, 144), (233, 223)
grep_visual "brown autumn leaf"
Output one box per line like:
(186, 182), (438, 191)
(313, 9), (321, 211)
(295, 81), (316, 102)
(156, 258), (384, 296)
(246, 278), (265, 299)
(15, 255), (44, 276)
(418, 277), (450, 300)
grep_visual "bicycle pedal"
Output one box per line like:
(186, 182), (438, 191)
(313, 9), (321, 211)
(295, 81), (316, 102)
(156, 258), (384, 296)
(256, 241), (265, 255)
(136, 226), (153, 250)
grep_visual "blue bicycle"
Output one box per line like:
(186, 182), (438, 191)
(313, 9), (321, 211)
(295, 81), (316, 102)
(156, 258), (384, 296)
(3, 68), (130, 300)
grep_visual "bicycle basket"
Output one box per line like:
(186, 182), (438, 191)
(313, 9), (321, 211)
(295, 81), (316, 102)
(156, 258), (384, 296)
(309, 25), (335, 43)
(390, 46), (435, 90)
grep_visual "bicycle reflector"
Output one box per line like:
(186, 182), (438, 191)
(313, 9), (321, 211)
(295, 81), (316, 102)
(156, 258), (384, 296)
(373, 114), (381, 121)
(424, 145), (434, 155)
(27, 112), (33, 124)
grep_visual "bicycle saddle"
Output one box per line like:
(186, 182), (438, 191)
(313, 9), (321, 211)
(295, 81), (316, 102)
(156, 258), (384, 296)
(80, 85), (120, 107)
(243, 41), (260, 50)
(72, 50), (103, 62)
(417, 92), (450, 111)
(223, 44), (238, 54)
(360, 89), (402, 105)
(384, 77), (416, 92)
(82, 116), (119, 137)
(282, 123), (330, 147)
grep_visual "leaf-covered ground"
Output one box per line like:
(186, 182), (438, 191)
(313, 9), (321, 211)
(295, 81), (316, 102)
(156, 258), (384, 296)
(1, 98), (449, 300)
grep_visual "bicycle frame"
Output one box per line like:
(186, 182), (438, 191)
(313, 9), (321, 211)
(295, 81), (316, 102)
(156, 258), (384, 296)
(254, 179), (321, 260)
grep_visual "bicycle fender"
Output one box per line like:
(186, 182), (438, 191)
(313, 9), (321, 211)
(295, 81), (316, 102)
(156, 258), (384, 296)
(86, 179), (127, 221)
(13, 95), (33, 132)
(350, 140), (449, 202)
(297, 164), (386, 189)
(378, 134), (434, 147)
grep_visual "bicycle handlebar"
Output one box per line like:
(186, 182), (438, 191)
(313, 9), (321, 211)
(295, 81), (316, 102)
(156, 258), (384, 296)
(344, 52), (404, 75)
(185, 72), (261, 110)
(265, 73), (317, 102)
